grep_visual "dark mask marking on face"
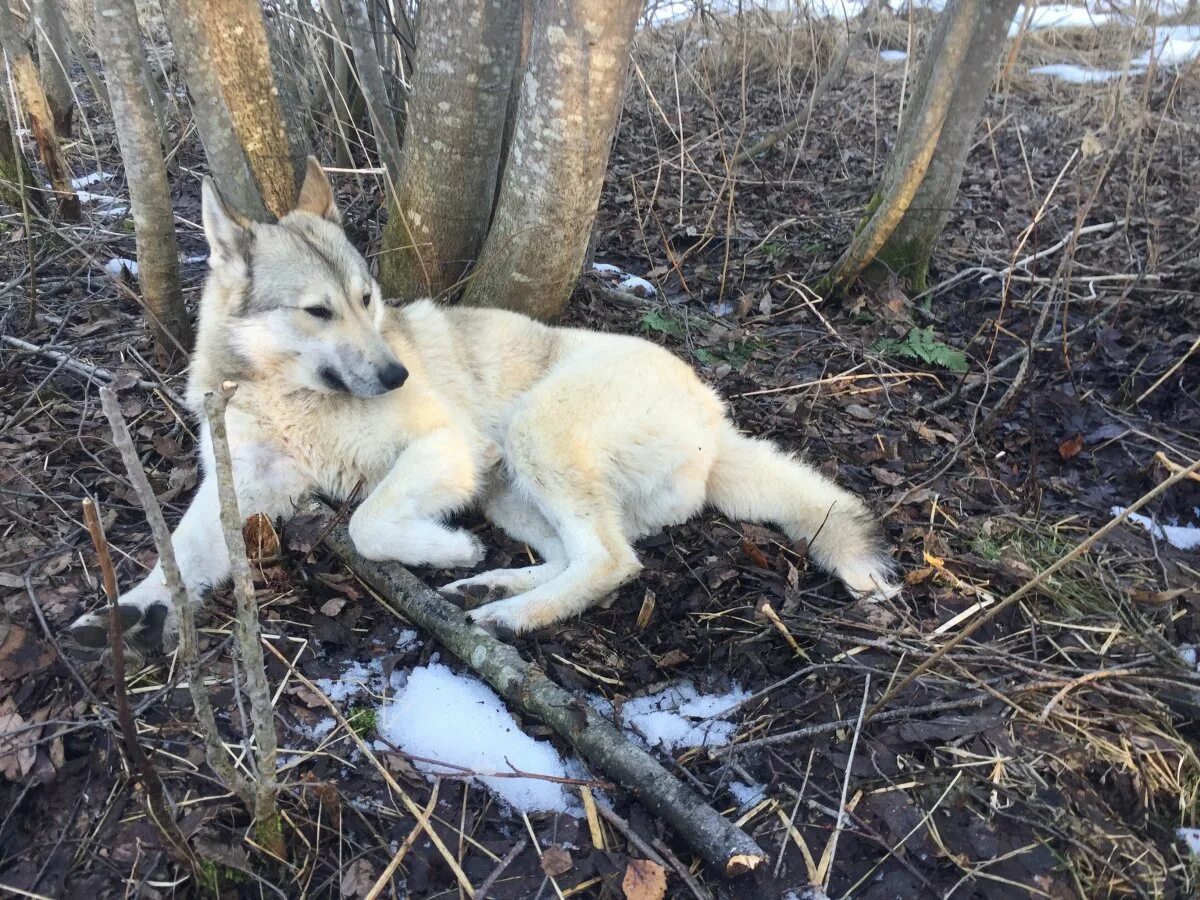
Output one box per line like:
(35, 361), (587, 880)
(318, 366), (350, 393)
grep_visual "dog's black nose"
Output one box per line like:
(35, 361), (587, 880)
(379, 362), (408, 391)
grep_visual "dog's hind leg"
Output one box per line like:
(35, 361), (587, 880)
(442, 482), (566, 599)
(468, 484), (642, 636)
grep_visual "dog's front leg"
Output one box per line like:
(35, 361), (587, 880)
(348, 428), (485, 569)
(70, 425), (311, 648)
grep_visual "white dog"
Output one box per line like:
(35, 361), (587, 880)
(70, 159), (897, 647)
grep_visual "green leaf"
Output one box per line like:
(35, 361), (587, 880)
(873, 326), (967, 373)
(640, 308), (685, 338)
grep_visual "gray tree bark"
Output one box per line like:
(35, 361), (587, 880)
(94, 0), (193, 365)
(825, 0), (1020, 294)
(162, 0), (304, 221)
(31, 0), (74, 136)
(0, 0), (79, 220)
(462, 0), (641, 320)
(320, 0), (355, 168)
(342, 0), (403, 180)
(378, 0), (520, 300)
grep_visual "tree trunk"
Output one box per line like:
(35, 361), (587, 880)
(94, 0), (193, 366)
(164, 0), (304, 221)
(341, 0), (403, 180)
(462, 0), (640, 320)
(865, 0), (1018, 292)
(0, 74), (40, 211)
(377, 0), (520, 300)
(63, 11), (109, 108)
(31, 0), (73, 136)
(0, 0), (79, 220)
(824, 0), (1018, 294)
(320, 0), (355, 168)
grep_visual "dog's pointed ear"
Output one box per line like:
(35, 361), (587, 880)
(296, 157), (340, 223)
(201, 178), (250, 268)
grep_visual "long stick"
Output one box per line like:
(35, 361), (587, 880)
(317, 509), (767, 876)
(98, 386), (253, 806)
(203, 382), (282, 856)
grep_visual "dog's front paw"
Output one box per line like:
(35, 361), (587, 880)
(465, 599), (528, 642)
(68, 576), (179, 652)
(441, 530), (486, 569)
(69, 599), (175, 652)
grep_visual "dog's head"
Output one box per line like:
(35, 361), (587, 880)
(199, 158), (407, 397)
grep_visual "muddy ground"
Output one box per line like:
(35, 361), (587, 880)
(1, 14), (1199, 900)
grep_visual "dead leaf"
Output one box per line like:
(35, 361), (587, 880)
(635, 590), (656, 631)
(540, 844), (574, 877)
(339, 858), (376, 899)
(287, 682), (327, 708)
(740, 538), (770, 568)
(0, 624), (55, 680)
(1080, 130), (1103, 158)
(622, 857), (667, 900)
(1058, 434), (1084, 461)
(655, 649), (689, 669)
(1130, 586), (1191, 606)
(871, 466), (905, 487)
(243, 513), (281, 561)
(320, 597), (346, 617)
(0, 698), (38, 780)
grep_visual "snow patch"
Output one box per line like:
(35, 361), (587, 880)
(729, 780), (767, 808)
(879, 49), (908, 62)
(1112, 507), (1200, 551)
(376, 663), (573, 814)
(1029, 63), (1125, 84)
(1135, 25), (1200, 68)
(1009, 4), (1115, 37)
(592, 261), (657, 296)
(104, 258), (138, 278)
(71, 172), (114, 189)
(597, 682), (751, 751)
(296, 717), (337, 742)
(312, 637), (420, 703)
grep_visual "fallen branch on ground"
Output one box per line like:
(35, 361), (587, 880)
(4, 334), (187, 407)
(315, 507), (767, 877)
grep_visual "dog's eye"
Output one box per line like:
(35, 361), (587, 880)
(362, 291), (371, 307)
(304, 307), (332, 321)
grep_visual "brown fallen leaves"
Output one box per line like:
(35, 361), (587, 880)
(622, 857), (667, 900)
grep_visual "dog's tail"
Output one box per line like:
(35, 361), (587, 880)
(706, 424), (898, 599)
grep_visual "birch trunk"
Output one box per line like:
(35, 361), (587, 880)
(377, 0), (520, 300)
(462, 0), (640, 319)
(31, 0), (73, 136)
(164, 0), (304, 221)
(824, 0), (1019, 293)
(94, 0), (193, 365)
(0, 0), (79, 220)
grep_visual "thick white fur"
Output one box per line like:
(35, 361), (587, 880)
(71, 163), (897, 642)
